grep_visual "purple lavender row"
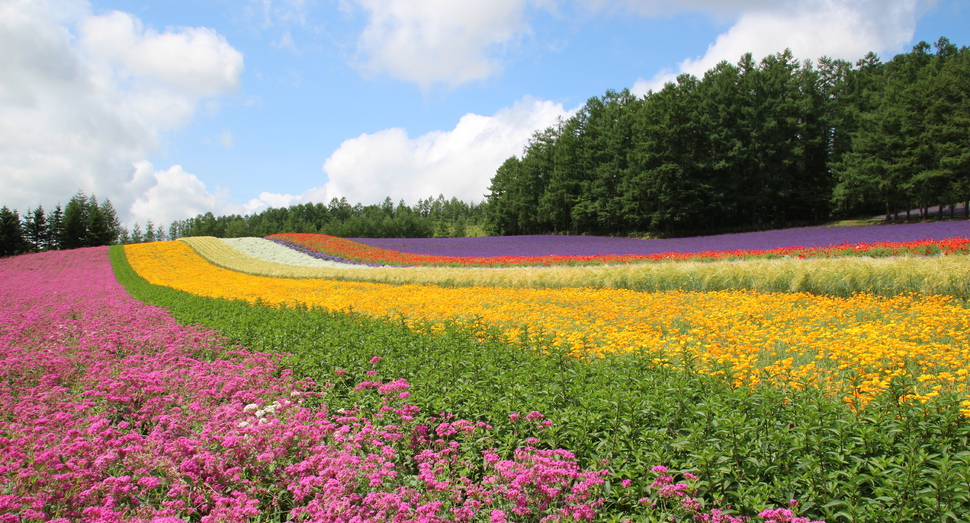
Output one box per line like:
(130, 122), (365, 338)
(352, 221), (970, 258)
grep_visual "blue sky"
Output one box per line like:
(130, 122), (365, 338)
(2, 0), (967, 227)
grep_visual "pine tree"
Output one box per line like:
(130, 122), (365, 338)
(99, 199), (122, 244)
(60, 192), (89, 250)
(0, 206), (26, 257)
(47, 204), (63, 250)
(131, 223), (143, 243)
(154, 222), (169, 242)
(927, 41), (970, 217)
(117, 227), (132, 245)
(485, 156), (526, 235)
(86, 196), (109, 247)
(23, 205), (48, 252)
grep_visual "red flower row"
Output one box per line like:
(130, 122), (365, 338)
(267, 233), (970, 268)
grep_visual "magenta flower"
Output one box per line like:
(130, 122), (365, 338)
(524, 410), (545, 421)
(0, 247), (612, 523)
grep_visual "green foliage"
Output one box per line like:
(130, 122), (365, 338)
(22, 205), (48, 253)
(829, 38), (970, 222)
(0, 206), (27, 257)
(5, 193), (487, 248)
(111, 245), (970, 522)
(55, 191), (122, 250)
(0, 201), (84, 256)
(165, 194), (486, 241)
(488, 38), (970, 237)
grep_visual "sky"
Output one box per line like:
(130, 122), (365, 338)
(2, 0), (968, 228)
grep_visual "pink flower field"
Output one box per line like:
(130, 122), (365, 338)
(1, 246), (827, 523)
(0, 247), (609, 522)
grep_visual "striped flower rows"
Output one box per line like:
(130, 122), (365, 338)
(0, 247), (613, 522)
(126, 240), (970, 412)
(268, 232), (970, 268)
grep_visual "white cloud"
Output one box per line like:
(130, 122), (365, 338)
(631, 0), (929, 95)
(342, 0), (930, 92)
(0, 0), (244, 224)
(240, 96), (574, 212)
(242, 189), (316, 214)
(78, 11), (244, 98)
(251, 191), (303, 209)
(319, 96), (574, 205)
(126, 162), (246, 226)
(350, 0), (533, 88)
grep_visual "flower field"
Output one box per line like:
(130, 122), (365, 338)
(352, 221), (970, 258)
(222, 237), (370, 269)
(0, 247), (634, 522)
(271, 231), (970, 267)
(185, 236), (970, 299)
(126, 240), (970, 411)
(6, 226), (970, 522)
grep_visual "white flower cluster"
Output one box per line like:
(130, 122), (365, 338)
(238, 397), (294, 427)
(222, 237), (368, 269)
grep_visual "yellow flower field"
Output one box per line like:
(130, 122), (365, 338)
(126, 240), (970, 410)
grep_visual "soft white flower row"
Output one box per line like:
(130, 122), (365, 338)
(221, 237), (369, 269)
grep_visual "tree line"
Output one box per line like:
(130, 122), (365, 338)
(0, 191), (122, 257)
(161, 195), (486, 241)
(1, 193), (486, 257)
(485, 37), (970, 236)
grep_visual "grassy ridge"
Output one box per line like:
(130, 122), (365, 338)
(111, 244), (970, 523)
(181, 236), (970, 298)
